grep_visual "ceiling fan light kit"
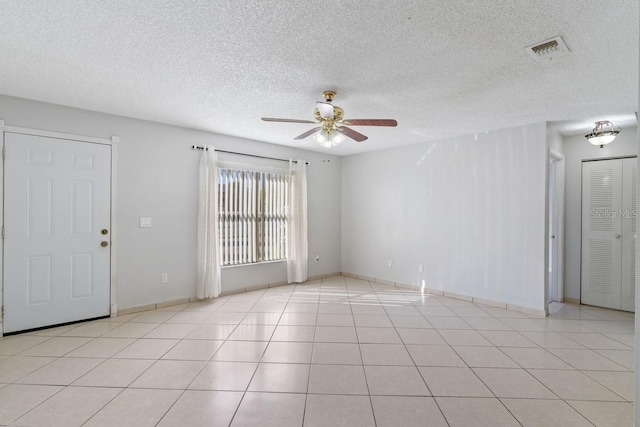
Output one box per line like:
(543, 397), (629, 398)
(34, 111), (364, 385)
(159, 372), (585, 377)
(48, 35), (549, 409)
(585, 120), (621, 148)
(313, 128), (345, 148)
(262, 91), (398, 148)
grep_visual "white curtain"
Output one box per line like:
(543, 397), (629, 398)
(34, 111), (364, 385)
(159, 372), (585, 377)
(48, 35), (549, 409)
(287, 159), (308, 283)
(197, 146), (221, 298)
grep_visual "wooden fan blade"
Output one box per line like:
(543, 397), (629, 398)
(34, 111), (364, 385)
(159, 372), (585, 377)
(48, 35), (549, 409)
(341, 119), (398, 127)
(294, 127), (321, 140)
(262, 117), (317, 124)
(336, 126), (368, 142)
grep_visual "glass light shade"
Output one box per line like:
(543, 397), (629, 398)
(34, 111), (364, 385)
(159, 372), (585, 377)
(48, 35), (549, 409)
(587, 133), (616, 146)
(585, 121), (620, 148)
(313, 129), (345, 148)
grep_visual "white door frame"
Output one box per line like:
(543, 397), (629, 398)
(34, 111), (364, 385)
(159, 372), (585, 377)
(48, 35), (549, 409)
(0, 120), (119, 336)
(545, 148), (565, 314)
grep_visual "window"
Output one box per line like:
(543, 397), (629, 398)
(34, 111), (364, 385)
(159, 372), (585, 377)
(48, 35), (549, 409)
(217, 167), (289, 266)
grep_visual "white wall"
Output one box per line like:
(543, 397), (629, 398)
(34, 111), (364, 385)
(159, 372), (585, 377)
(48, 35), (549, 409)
(561, 126), (638, 301)
(342, 123), (548, 312)
(0, 95), (342, 310)
(546, 126), (564, 153)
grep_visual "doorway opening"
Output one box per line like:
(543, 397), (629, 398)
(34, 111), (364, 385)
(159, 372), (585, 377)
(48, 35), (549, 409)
(547, 149), (565, 313)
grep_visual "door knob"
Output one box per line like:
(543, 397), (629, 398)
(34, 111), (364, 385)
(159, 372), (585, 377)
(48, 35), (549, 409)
(101, 241), (109, 247)
(615, 234), (621, 239)
(101, 229), (109, 235)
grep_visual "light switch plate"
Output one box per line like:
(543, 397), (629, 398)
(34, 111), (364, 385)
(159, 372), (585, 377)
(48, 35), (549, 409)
(139, 217), (152, 228)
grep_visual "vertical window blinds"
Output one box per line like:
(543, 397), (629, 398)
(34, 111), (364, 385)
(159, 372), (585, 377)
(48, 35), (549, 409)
(217, 168), (289, 266)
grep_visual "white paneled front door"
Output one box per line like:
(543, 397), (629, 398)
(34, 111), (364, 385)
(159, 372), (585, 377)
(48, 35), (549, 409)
(581, 158), (636, 312)
(4, 132), (112, 333)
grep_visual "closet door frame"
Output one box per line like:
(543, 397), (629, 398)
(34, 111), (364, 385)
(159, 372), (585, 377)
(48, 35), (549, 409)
(621, 157), (636, 311)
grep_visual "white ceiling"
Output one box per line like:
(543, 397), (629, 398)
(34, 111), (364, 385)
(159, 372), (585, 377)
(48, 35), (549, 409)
(1, 1), (638, 155)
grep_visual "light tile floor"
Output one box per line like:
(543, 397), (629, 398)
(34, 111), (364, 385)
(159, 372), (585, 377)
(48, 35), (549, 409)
(0, 276), (634, 426)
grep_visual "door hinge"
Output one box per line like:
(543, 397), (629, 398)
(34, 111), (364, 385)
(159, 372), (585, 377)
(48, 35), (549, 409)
(1, 226), (4, 239)
(1, 146), (5, 159)
(1, 306), (4, 318)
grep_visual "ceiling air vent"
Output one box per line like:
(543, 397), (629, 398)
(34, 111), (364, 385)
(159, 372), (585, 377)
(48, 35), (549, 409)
(525, 36), (570, 62)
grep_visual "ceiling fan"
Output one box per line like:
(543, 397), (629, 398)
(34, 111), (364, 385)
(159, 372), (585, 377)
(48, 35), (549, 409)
(261, 91), (398, 147)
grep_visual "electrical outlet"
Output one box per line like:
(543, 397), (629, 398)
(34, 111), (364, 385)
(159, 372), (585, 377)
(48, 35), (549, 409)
(161, 273), (168, 283)
(418, 264), (424, 273)
(314, 254), (320, 263)
(140, 217), (152, 228)
(387, 260), (393, 268)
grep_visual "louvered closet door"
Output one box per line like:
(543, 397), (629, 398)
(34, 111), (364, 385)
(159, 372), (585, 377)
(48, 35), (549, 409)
(620, 158), (636, 311)
(581, 159), (623, 310)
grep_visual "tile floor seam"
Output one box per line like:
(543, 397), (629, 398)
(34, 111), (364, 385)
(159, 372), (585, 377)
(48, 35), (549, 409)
(498, 396), (596, 427)
(352, 286), (380, 427)
(564, 400), (625, 427)
(425, 393), (450, 427)
(382, 301), (435, 395)
(592, 348), (635, 369)
(300, 282), (320, 427)
(23, 383), (127, 426)
(90, 386), (138, 422)
(548, 348), (629, 373)
(471, 366), (564, 401)
(5, 382), (68, 425)
(560, 330), (632, 349)
(493, 396), (526, 427)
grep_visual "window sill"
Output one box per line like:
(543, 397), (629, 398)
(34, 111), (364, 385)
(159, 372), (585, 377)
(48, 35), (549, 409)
(221, 259), (287, 269)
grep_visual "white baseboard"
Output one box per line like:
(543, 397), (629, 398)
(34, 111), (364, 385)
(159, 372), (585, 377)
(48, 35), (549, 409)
(118, 273), (343, 314)
(343, 272), (546, 317)
(117, 298), (190, 316)
(116, 271), (546, 319)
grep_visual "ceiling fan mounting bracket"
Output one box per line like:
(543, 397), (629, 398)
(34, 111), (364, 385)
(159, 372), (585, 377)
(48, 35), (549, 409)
(323, 91), (336, 103)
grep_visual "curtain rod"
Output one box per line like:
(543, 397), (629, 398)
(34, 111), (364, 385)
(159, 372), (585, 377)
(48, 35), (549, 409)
(192, 146), (308, 164)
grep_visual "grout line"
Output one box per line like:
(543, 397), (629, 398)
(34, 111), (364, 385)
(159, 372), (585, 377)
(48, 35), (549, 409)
(353, 278), (379, 427)
(300, 276), (322, 426)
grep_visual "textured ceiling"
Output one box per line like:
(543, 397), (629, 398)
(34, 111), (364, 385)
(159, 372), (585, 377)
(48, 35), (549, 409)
(0, 1), (638, 155)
